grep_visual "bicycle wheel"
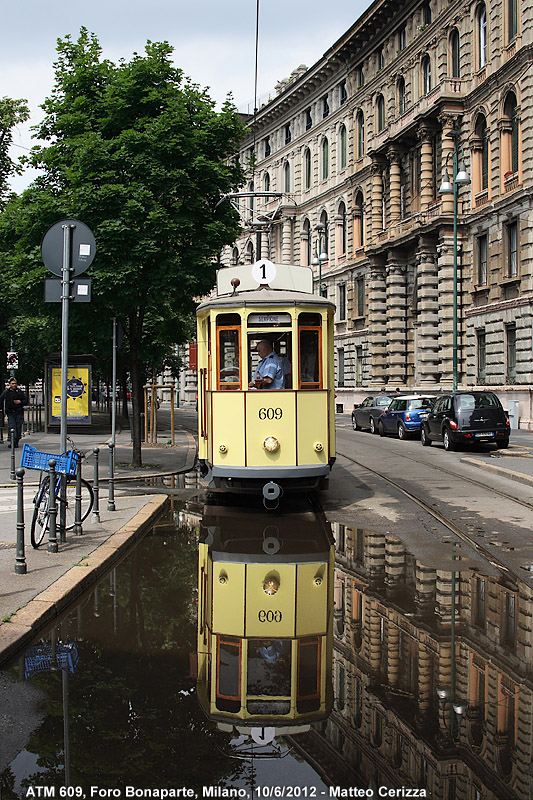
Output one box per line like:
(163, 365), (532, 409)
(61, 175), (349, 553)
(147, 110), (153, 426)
(30, 476), (52, 548)
(64, 478), (94, 530)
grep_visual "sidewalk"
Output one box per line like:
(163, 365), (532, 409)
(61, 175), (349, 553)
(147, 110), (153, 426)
(0, 408), (198, 667)
(459, 441), (533, 488)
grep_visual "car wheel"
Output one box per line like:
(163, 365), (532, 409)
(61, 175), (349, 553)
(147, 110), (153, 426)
(497, 441), (509, 449)
(443, 429), (455, 452)
(378, 420), (385, 437)
(352, 416), (361, 431)
(421, 426), (431, 446)
(369, 417), (377, 435)
(398, 422), (408, 440)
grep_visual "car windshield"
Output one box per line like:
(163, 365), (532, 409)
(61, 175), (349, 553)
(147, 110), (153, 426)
(407, 398), (433, 411)
(456, 393), (500, 410)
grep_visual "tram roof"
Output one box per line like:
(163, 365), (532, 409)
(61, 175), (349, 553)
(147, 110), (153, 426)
(196, 288), (335, 313)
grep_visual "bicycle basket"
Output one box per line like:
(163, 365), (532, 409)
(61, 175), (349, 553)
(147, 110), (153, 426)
(20, 444), (79, 476)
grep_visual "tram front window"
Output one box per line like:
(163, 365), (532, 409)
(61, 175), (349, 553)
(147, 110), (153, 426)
(217, 327), (240, 390)
(247, 639), (291, 696)
(248, 334), (292, 389)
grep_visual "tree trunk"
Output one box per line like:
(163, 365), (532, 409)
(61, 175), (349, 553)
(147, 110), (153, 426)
(121, 369), (129, 419)
(130, 356), (143, 468)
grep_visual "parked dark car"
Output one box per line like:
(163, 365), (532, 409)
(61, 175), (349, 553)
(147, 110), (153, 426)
(352, 394), (393, 434)
(377, 395), (435, 439)
(421, 391), (510, 450)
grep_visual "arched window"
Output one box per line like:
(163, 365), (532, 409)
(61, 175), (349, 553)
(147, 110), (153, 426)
(354, 191), (365, 249)
(339, 124), (347, 170)
(422, 2), (432, 24)
(477, 3), (487, 69)
(376, 95), (385, 132)
(338, 201), (347, 256)
(231, 246), (240, 266)
(397, 78), (406, 115)
(263, 172), (270, 192)
(503, 92), (519, 175)
(422, 55), (431, 95)
(321, 137), (329, 180)
(248, 181), (254, 217)
(450, 29), (460, 78)
(377, 46), (385, 70)
(302, 218), (312, 266)
(320, 211), (329, 255)
(246, 240), (254, 264)
(283, 161), (291, 193)
(356, 67), (365, 88)
(304, 148), (312, 189)
(356, 111), (365, 157)
(474, 114), (489, 192)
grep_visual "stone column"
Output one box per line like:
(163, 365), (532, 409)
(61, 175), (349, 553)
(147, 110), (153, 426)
(261, 229), (270, 259)
(281, 213), (293, 264)
(416, 239), (440, 385)
(415, 563), (437, 615)
(388, 147), (402, 225)
(417, 643), (433, 717)
(419, 124), (435, 210)
(369, 601), (382, 674)
(439, 114), (458, 215)
(437, 236), (455, 387)
(386, 256), (407, 386)
(367, 261), (388, 386)
(371, 157), (384, 240)
(385, 536), (405, 587)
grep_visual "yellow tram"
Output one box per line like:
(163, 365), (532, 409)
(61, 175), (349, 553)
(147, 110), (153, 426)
(196, 260), (336, 502)
(197, 504), (334, 733)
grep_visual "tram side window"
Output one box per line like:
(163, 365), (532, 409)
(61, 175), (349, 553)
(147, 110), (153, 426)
(217, 319), (241, 390)
(297, 637), (321, 713)
(216, 636), (241, 712)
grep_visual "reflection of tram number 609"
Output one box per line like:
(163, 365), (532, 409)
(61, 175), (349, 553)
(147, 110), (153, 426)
(259, 408), (283, 420)
(258, 609), (282, 622)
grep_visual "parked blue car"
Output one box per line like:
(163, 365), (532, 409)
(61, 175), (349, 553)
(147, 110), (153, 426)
(377, 395), (435, 439)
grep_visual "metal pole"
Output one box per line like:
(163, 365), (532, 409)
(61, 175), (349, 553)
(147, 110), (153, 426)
(59, 475), (67, 544)
(452, 147), (459, 393)
(48, 459), (58, 553)
(73, 456), (82, 536)
(450, 542), (457, 741)
(171, 387), (175, 445)
(60, 223), (73, 454)
(92, 447), (100, 522)
(111, 317), (117, 450)
(107, 442), (116, 511)
(10, 429), (15, 479)
(15, 467), (27, 574)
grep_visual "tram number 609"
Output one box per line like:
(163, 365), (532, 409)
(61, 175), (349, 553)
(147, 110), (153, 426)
(258, 610), (282, 623)
(259, 408), (283, 420)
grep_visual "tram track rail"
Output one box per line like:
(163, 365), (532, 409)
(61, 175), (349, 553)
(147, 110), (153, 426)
(334, 445), (533, 578)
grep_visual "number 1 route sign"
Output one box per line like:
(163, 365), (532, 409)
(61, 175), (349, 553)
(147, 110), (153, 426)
(41, 219), (96, 276)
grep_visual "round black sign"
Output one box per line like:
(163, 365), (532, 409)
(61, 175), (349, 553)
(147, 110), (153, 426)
(41, 219), (96, 277)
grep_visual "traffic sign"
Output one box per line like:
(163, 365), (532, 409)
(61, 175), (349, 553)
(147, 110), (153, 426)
(44, 277), (92, 302)
(6, 351), (18, 370)
(41, 219), (96, 277)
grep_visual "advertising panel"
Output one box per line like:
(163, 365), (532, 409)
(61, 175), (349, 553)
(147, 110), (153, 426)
(48, 366), (92, 425)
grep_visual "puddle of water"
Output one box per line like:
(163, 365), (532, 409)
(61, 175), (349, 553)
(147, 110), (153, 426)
(2, 499), (532, 799)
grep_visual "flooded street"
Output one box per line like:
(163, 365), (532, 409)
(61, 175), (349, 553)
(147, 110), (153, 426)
(2, 493), (533, 799)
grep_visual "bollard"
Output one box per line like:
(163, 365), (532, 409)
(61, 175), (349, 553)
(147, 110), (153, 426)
(47, 459), (58, 553)
(14, 467), (27, 574)
(107, 442), (116, 511)
(59, 474), (67, 544)
(92, 447), (100, 522)
(10, 429), (15, 480)
(73, 456), (83, 536)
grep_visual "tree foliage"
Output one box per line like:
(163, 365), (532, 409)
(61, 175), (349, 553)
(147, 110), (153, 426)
(0, 30), (244, 459)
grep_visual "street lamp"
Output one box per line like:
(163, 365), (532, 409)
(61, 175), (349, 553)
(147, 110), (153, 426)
(311, 223), (328, 295)
(436, 686), (467, 742)
(438, 131), (470, 391)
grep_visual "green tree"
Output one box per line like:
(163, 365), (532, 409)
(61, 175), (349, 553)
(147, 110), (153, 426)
(0, 29), (244, 461)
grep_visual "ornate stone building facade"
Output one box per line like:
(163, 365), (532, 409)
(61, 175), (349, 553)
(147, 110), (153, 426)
(223, 0), (533, 427)
(288, 522), (533, 798)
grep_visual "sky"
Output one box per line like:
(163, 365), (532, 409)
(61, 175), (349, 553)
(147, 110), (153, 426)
(3, 0), (370, 192)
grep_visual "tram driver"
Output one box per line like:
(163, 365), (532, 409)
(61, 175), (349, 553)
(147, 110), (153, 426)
(249, 339), (284, 390)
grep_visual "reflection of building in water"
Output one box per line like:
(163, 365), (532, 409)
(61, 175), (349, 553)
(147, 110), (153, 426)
(291, 523), (533, 798)
(197, 504), (335, 739)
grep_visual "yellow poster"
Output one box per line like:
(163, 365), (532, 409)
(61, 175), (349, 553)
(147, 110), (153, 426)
(50, 367), (91, 422)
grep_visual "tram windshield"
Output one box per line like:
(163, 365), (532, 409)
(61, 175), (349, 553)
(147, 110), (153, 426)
(248, 333), (292, 389)
(247, 639), (292, 696)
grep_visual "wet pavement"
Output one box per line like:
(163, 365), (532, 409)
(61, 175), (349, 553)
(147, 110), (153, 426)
(2, 497), (533, 799)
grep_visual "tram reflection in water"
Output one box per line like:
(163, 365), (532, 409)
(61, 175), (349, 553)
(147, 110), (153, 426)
(197, 504), (334, 738)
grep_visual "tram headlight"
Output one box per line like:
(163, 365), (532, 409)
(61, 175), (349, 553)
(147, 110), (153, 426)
(314, 442), (323, 452)
(263, 577), (279, 595)
(263, 436), (279, 453)
(219, 443), (228, 453)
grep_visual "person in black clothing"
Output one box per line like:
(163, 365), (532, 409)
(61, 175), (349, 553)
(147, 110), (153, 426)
(0, 378), (28, 448)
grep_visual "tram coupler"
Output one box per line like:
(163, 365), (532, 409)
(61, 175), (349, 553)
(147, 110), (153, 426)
(262, 481), (282, 510)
